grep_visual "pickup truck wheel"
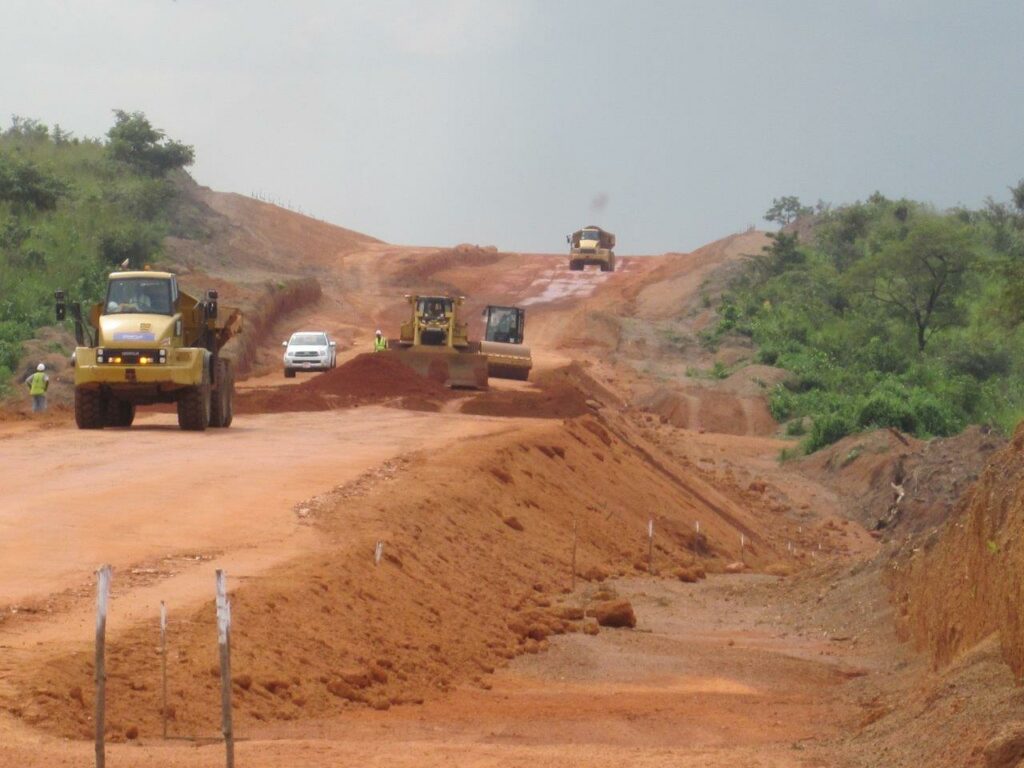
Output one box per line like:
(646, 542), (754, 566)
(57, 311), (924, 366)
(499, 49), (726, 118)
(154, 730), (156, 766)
(177, 378), (211, 431)
(75, 388), (105, 429)
(284, 368), (296, 378)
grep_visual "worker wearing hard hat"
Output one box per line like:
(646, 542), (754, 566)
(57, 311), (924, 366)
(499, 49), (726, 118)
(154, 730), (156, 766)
(373, 329), (388, 352)
(24, 363), (50, 412)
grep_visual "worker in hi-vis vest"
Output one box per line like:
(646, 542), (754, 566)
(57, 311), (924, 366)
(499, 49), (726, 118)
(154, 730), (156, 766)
(373, 329), (388, 352)
(24, 363), (49, 412)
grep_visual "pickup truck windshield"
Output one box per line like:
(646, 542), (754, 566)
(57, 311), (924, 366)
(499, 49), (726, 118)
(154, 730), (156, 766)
(289, 334), (327, 346)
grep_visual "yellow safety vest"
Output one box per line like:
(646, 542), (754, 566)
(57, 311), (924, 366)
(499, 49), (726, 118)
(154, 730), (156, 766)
(374, 336), (388, 352)
(29, 372), (48, 396)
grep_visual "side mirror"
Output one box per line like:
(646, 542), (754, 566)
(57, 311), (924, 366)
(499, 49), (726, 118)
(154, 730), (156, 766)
(281, 341), (288, 347)
(55, 289), (66, 321)
(205, 289), (218, 320)
(329, 341), (336, 347)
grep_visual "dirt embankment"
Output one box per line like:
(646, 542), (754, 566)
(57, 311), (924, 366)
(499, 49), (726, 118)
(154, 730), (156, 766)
(235, 353), (455, 413)
(891, 424), (1024, 676)
(797, 426), (1003, 535)
(4, 410), (802, 741)
(220, 277), (323, 377)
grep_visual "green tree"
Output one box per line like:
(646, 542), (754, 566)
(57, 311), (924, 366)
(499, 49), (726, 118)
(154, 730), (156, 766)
(1011, 179), (1024, 215)
(851, 216), (976, 351)
(106, 110), (194, 177)
(751, 231), (804, 278)
(764, 196), (812, 226)
(0, 153), (66, 213)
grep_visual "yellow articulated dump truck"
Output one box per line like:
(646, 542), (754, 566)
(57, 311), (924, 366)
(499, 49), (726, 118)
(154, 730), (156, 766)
(480, 305), (532, 381)
(55, 271), (242, 431)
(567, 225), (616, 272)
(388, 294), (489, 389)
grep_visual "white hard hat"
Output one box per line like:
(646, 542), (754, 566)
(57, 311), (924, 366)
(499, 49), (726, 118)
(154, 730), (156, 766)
(375, 329), (382, 335)
(37, 363), (45, 372)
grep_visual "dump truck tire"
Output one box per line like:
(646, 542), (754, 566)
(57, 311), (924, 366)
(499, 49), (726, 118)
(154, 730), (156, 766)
(177, 375), (211, 431)
(569, 260), (583, 271)
(210, 359), (234, 428)
(106, 398), (135, 427)
(75, 388), (105, 429)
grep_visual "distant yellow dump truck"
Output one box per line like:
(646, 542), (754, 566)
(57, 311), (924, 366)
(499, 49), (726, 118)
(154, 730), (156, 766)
(567, 226), (616, 272)
(56, 271), (242, 430)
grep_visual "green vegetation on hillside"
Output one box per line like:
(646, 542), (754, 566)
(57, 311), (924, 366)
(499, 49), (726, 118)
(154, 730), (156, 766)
(713, 185), (1024, 453)
(0, 112), (194, 389)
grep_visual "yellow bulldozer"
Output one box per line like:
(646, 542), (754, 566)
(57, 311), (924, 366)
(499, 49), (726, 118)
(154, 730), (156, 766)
(387, 295), (532, 388)
(55, 270), (242, 431)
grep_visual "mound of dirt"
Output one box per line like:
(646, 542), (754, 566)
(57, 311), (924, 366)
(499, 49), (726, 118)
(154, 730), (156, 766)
(639, 385), (777, 437)
(461, 381), (593, 419)
(235, 354), (454, 414)
(797, 426), (1003, 535)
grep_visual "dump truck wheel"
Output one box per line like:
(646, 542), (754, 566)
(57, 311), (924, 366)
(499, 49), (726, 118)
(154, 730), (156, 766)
(177, 377), (211, 431)
(284, 368), (296, 378)
(569, 260), (583, 271)
(222, 362), (234, 428)
(210, 359), (234, 428)
(210, 359), (232, 428)
(74, 388), (105, 429)
(106, 398), (135, 427)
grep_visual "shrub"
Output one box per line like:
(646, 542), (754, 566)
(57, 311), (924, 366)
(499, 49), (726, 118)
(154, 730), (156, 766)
(804, 412), (855, 453)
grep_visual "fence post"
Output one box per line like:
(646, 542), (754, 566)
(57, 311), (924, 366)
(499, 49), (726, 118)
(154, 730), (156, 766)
(95, 565), (111, 768)
(215, 570), (235, 768)
(160, 600), (168, 739)
(647, 519), (655, 574)
(571, 515), (578, 592)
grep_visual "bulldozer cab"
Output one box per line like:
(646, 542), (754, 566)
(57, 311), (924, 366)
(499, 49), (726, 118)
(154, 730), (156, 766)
(400, 294), (469, 349)
(483, 306), (525, 345)
(417, 296), (452, 323)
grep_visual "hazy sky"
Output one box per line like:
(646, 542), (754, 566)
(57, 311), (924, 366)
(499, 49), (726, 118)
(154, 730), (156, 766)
(2, 1), (1022, 253)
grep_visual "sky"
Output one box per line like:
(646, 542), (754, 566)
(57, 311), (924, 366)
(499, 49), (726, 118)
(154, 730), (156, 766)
(2, 1), (1022, 253)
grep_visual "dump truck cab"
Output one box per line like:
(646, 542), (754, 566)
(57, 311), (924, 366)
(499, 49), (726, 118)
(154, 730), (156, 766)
(57, 271), (241, 431)
(568, 225), (616, 272)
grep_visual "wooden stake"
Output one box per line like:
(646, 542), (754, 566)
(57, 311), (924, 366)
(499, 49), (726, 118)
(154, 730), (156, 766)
(571, 515), (578, 592)
(160, 600), (168, 740)
(740, 533), (746, 565)
(647, 519), (655, 575)
(215, 570), (235, 768)
(95, 565), (111, 768)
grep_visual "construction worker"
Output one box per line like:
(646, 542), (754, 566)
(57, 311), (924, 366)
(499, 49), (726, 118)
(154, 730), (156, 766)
(24, 363), (49, 412)
(373, 329), (388, 352)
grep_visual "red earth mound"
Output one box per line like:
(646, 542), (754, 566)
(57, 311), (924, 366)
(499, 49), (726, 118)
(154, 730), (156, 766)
(235, 354), (454, 414)
(461, 381), (593, 419)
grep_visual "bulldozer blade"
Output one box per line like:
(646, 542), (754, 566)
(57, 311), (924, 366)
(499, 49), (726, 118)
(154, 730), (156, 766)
(386, 347), (489, 390)
(480, 341), (532, 381)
